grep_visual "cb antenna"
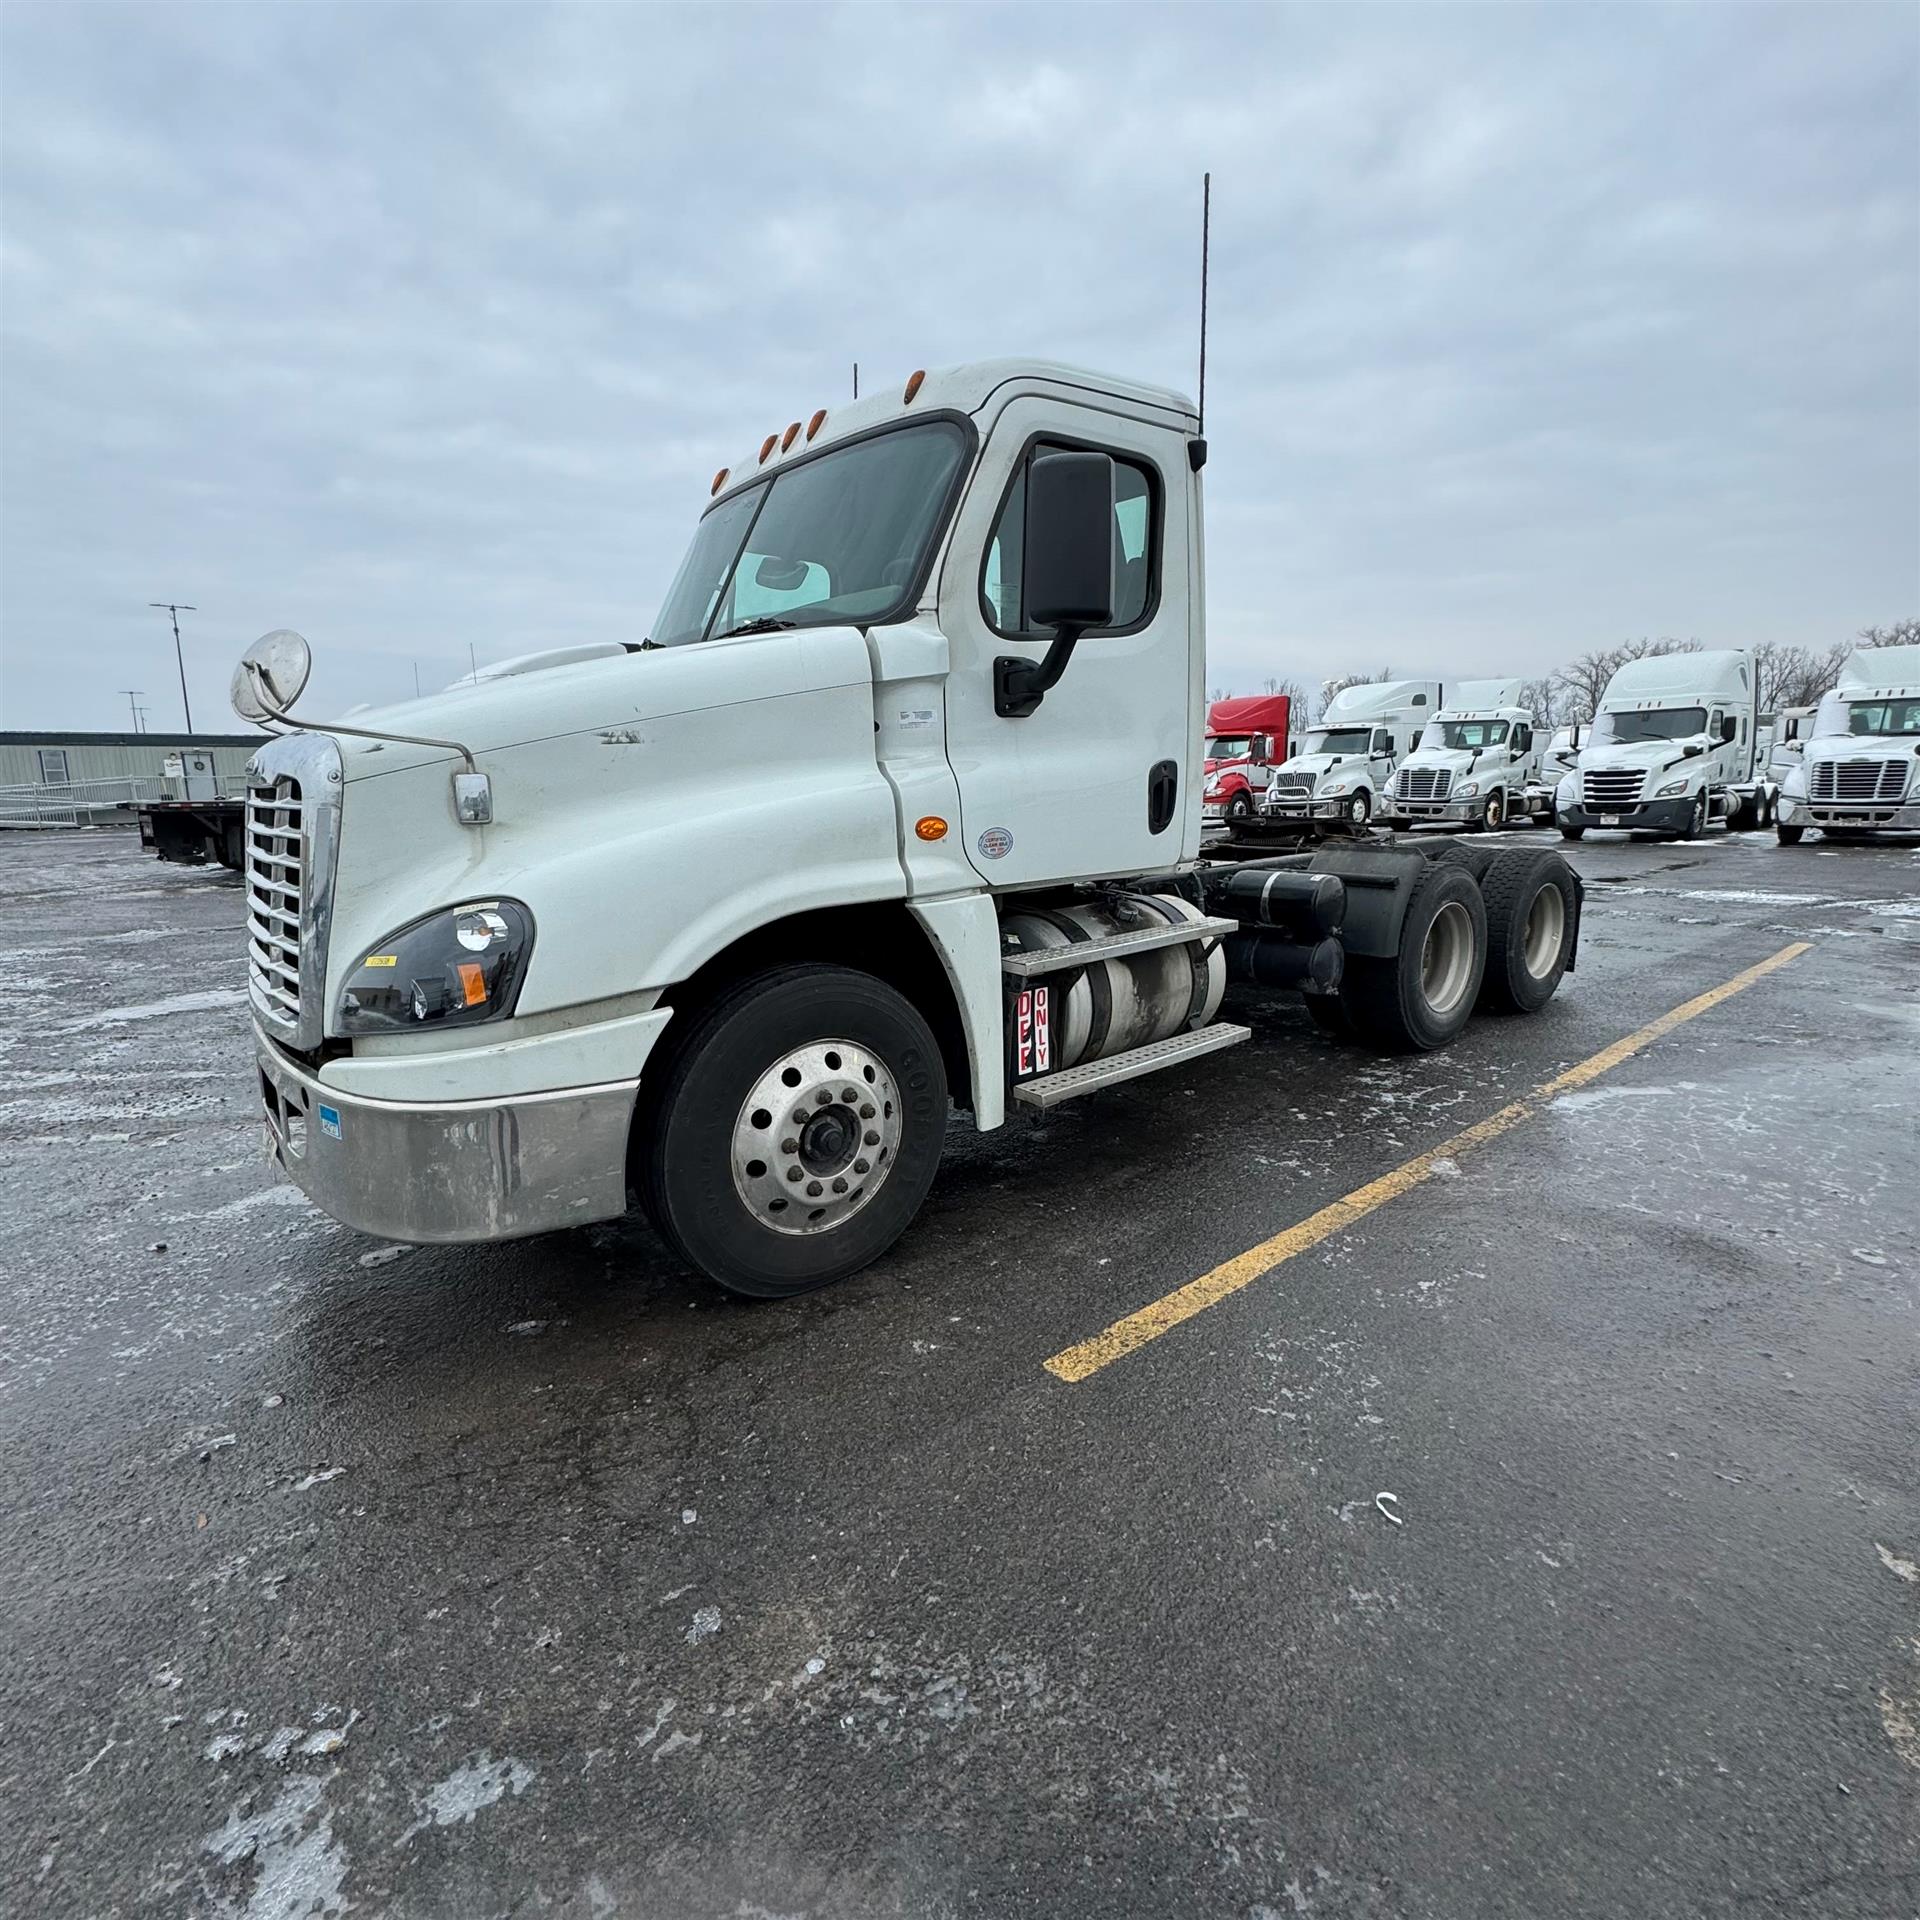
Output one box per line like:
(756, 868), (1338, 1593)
(1197, 171), (1211, 436)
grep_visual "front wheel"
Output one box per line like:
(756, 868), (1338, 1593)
(1226, 790), (1254, 825)
(1346, 790), (1373, 831)
(1679, 792), (1707, 840)
(1481, 790), (1506, 832)
(639, 964), (948, 1297)
(1776, 822), (1805, 846)
(1559, 822), (1585, 841)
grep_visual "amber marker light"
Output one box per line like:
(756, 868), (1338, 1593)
(903, 369), (926, 404)
(806, 409), (827, 441)
(758, 434), (778, 464)
(456, 962), (488, 1007)
(710, 468), (729, 496)
(781, 421), (802, 451)
(914, 816), (949, 841)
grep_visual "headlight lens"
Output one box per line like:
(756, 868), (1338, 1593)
(1655, 777), (1691, 798)
(1456, 780), (1480, 797)
(336, 899), (534, 1035)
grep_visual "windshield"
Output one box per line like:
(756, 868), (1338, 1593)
(1304, 727), (1372, 755)
(1819, 695), (1920, 738)
(1206, 735), (1253, 760)
(651, 421), (969, 647)
(1431, 719), (1509, 751)
(1591, 706), (1706, 745)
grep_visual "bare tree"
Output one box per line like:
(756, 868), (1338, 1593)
(1858, 618), (1920, 649)
(1259, 675), (1309, 708)
(1753, 640), (1849, 713)
(1517, 675), (1559, 729)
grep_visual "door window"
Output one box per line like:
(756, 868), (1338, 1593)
(983, 446), (1157, 637)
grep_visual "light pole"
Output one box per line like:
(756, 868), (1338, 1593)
(148, 602), (197, 732)
(119, 689), (145, 731)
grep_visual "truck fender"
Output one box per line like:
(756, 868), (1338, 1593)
(909, 893), (1007, 1132)
(1301, 847), (1431, 960)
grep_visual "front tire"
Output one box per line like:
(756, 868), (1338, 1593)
(1226, 790), (1254, 825)
(1346, 790), (1373, 831)
(1559, 822), (1585, 841)
(1776, 822), (1804, 846)
(1480, 790), (1506, 832)
(639, 964), (948, 1298)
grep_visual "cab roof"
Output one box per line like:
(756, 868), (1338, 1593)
(710, 359), (1198, 508)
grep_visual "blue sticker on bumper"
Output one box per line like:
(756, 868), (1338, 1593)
(317, 1103), (342, 1140)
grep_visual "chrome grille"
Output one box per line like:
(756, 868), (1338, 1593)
(1395, 767), (1451, 801)
(1582, 768), (1646, 809)
(1810, 758), (1905, 802)
(247, 777), (305, 1033)
(1268, 773), (1314, 794)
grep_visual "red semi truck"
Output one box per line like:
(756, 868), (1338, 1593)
(1201, 694), (1296, 827)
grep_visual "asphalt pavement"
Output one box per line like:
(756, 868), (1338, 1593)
(2, 824), (1916, 1919)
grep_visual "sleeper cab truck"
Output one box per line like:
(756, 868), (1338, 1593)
(1556, 648), (1775, 841)
(1381, 678), (1549, 832)
(1261, 681), (1441, 833)
(1201, 693), (1295, 829)
(234, 360), (1582, 1298)
(1776, 644), (1920, 844)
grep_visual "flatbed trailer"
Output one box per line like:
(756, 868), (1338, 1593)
(137, 796), (246, 869)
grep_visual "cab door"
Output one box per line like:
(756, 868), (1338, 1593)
(936, 396), (1194, 888)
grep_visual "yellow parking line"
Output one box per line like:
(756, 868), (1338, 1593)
(1043, 941), (1813, 1385)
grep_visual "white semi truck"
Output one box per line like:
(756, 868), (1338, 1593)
(234, 360), (1582, 1296)
(1555, 648), (1774, 841)
(1380, 679), (1548, 831)
(1775, 644), (1920, 843)
(1260, 680), (1441, 832)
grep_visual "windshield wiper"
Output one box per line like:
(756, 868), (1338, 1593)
(711, 616), (799, 641)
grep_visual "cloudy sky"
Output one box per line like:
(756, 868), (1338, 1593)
(2, 1), (1915, 730)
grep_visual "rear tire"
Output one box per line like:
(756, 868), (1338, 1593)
(1341, 864), (1487, 1053)
(639, 964), (947, 1298)
(1477, 849), (1578, 1014)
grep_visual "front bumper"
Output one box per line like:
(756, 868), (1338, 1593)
(1779, 793), (1920, 833)
(256, 1029), (638, 1244)
(1263, 795), (1356, 824)
(1382, 799), (1482, 824)
(1558, 796), (1696, 834)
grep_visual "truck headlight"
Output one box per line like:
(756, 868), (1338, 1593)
(336, 900), (534, 1035)
(1655, 777), (1691, 798)
(1456, 780), (1480, 798)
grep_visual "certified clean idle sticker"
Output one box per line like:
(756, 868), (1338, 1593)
(897, 707), (936, 730)
(976, 826), (1014, 860)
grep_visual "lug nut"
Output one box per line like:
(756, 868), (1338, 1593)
(786, 1167), (802, 1183)
(806, 1180), (823, 1197)
(864, 1129), (879, 1146)
(781, 1138), (798, 1154)
(815, 1090), (832, 1105)
(853, 1159), (869, 1175)
(831, 1177), (848, 1194)
(859, 1103), (875, 1119)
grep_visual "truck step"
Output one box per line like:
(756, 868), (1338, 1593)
(1014, 1022), (1252, 1109)
(1001, 915), (1239, 978)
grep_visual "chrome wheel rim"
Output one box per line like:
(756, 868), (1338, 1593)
(1420, 901), (1475, 1016)
(1522, 884), (1566, 979)
(1350, 794), (1369, 824)
(731, 1040), (901, 1236)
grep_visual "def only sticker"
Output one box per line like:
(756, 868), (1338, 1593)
(976, 826), (1013, 861)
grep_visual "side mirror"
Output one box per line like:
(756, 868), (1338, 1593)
(1023, 450), (1115, 630)
(1720, 716), (1737, 743)
(995, 450), (1114, 718)
(754, 556), (811, 591)
(1683, 741), (1704, 758)
(231, 628), (313, 724)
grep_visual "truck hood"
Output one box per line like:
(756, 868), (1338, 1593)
(1398, 748), (1480, 777)
(1274, 752), (1359, 782)
(1803, 735), (1920, 766)
(1578, 741), (1703, 780)
(296, 629), (875, 781)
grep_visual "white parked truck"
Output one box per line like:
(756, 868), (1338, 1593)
(1555, 648), (1773, 841)
(1776, 644), (1920, 843)
(1381, 679), (1548, 831)
(234, 360), (1583, 1296)
(1261, 681), (1441, 832)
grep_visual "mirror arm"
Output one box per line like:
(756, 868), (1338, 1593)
(994, 624), (1084, 719)
(242, 659), (480, 773)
